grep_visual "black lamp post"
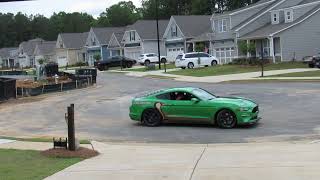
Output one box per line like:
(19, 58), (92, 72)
(156, 0), (161, 70)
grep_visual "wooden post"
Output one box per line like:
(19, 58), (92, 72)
(67, 104), (76, 151)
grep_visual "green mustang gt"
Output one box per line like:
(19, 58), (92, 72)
(129, 87), (260, 129)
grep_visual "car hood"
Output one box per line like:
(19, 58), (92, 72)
(211, 96), (257, 107)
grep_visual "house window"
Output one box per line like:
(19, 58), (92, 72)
(271, 11), (279, 24)
(218, 19), (227, 33)
(284, 9), (293, 23)
(129, 31), (136, 41)
(171, 25), (178, 37)
(92, 37), (96, 46)
(60, 43), (63, 48)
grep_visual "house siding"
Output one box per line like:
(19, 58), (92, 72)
(142, 40), (166, 55)
(101, 45), (110, 61)
(279, 10), (320, 61)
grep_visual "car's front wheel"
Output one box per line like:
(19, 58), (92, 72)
(142, 109), (162, 127)
(126, 62), (133, 68)
(211, 60), (218, 66)
(216, 109), (237, 129)
(144, 60), (151, 66)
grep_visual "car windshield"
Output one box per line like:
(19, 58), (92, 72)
(192, 89), (216, 100)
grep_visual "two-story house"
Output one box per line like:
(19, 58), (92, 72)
(163, 16), (211, 61)
(85, 27), (126, 66)
(56, 32), (88, 67)
(122, 20), (169, 60)
(18, 38), (44, 67)
(210, 0), (320, 63)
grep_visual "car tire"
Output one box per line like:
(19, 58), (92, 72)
(161, 58), (167, 63)
(145, 60), (151, 66)
(309, 64), (315, 68)
(181, 67), (186, 70)
(126, 62), (133, 68)
(142, 109), (162, 127)
(211, 60), (218, 66)
(103, 65), (109, 71)
(187, 62), (194, 69)
(216, 109), (237, 129)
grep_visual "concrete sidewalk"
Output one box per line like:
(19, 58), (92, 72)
(113, 68), (320, 83)
(46, 141), (320, 180)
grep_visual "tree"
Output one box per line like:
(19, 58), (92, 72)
(103, 1), (141, 27)
(93, 54), (101, 62)
(238, 40), (256, 56)
(195, 43), (205, 52)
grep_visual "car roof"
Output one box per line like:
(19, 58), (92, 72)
(161, 87), (199, 93)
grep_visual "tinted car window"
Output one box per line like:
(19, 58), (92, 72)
(146, 54), (155, 57)
(185, 53), (198, 58)
(176, 55), (183, 60)
(156, 93), (171, 100)
(199, 53), (209, 57)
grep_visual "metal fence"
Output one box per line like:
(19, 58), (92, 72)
(0, 78), (16, 101)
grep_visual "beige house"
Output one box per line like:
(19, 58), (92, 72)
(56, 32), (88, 67)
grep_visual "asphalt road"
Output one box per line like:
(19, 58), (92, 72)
(1, 72), (320, 143)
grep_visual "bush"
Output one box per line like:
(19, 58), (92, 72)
(231, 58), (271, 66)
(74, 62), (87, 67)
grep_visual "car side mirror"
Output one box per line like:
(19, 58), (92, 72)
(191, 98), (200, 103)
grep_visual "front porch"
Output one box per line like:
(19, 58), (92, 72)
(239, 37), (282, 63)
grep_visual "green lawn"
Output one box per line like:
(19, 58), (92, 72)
(0, 149), (82, 180)
(267, 70), (320, 77)
(125, 63), (176, 72)
(168, 62), (307, 77)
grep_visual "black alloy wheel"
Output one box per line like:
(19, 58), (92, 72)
(142, 109), (162, 127)
(216, 109), (237, 129)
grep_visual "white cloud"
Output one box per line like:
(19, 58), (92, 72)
(0, 0), (141, 18)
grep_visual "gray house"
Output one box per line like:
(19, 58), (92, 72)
(56, 32), (88, 67)
(210, 0), (320, 64)
(18, 38), (44, 67)
(122, 20), (169, 60)
(85, 27), (126, 66)
(0, 47), (18, 68)
(163, 16), (211, 61)
(33, 41), (57, 66)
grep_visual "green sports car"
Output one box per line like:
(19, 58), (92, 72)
(129, 87), (260, 129)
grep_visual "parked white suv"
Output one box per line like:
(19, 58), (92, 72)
(175, 52), (219, 69)
(138, 53), (167, 65)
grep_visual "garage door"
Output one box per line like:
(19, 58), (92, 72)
(57, 56), (68, 67)
(124, 48), (142, 60)
(167, 47), (184, 62)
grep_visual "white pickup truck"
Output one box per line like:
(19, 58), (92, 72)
(138, 53), (167, 65)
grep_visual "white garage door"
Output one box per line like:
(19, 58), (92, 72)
(124, 48), (142, 60)
(57, 56), (68, 67)
(167, 47), (184, 62)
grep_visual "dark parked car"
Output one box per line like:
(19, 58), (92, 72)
(94, 56), (137, 71)
(308, 56), (320, 68)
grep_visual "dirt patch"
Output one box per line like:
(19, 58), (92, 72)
(16, 76), (72, 88)
(41, 147), (99, 159)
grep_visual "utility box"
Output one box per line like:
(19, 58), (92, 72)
(0, 78), (16, 101)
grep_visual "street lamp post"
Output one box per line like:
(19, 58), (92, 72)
(156, 0), (161, 70)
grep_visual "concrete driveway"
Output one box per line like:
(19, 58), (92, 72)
(45, 141), (320, 180)
(0, 72), (320, 143)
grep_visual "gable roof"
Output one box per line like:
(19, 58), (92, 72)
(60, 32), (88, 49)
(171, 16), (211, 38)
(240, 3), (320, 39)
(35, 41), (56, 55)
(0, 47), (18, 58)
(92, 27), (126, 45)
(20, 38), (44, 56)
(126, 20), (169, 40)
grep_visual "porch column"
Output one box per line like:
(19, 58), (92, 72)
(193, 42), (196, 52)
(269, 36), (275, 63)
(246, 40), (250, 58)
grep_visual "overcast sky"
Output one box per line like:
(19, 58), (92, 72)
(0, 0), (142, 18)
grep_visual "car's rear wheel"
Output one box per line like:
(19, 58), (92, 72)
(161, 58), (167, 63)
(216, 109), (237, 129)
(211, 60), (218, 66)
(142, 109), (162, 127)
(145, 60), (151, 66)
(188, 62), (194, 69)
(309, 63), (315, 68)
(181, 67), (186, 69)
(126, 62), (133, 68)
